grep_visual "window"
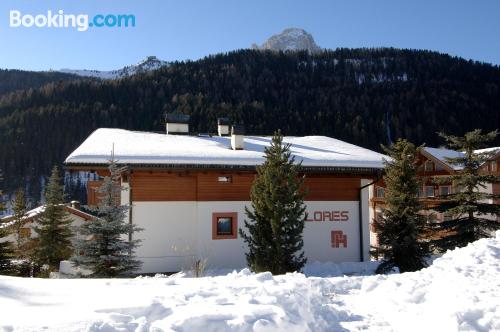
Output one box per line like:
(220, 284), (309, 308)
(424, 160), (434, 172)
(19, 227), (31, 238)
(218, 176), (232, 183)
(425, 186), (435, 197)
(375, 186), (385, 198)
(435, 163), (445, 171)
(439, 186), (451, 197)
(217, 217), (233, 235)
(491, 161), (497, 172)
(212, 212), (238, 239)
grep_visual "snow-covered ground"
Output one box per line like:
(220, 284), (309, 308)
(0, 233), (498, 331)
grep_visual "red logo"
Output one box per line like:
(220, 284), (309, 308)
(331, 230), (347, 248)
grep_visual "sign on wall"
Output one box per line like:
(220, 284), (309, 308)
(302, 202), (360, 262)
(305, 210), (350, 222)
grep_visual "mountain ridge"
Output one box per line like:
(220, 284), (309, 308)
(59, 56), (169, 79)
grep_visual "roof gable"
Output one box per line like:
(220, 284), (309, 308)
(422, 147), (465, 171)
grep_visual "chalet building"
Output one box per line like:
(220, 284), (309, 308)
(475, 147), (500, 208)
(370, 146), (500, 246)
(0, 201), (95, 246)
(65, 117), (387, 274)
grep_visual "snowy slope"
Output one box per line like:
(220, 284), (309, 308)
(60, 56), (168, 79)
(64, 128), (387, 169)
(0, 232), (498, 331)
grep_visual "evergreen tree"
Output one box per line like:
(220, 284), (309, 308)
(431, 130), (500, 251)
(374, 139), (430, 273)
(72, 157), (142, 277)
(0, 172), (16, 275)
(34, 166), (73, 270)
(239, 130), (307, 274)
(11, 188), (28, 252)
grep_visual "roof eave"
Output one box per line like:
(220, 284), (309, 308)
(64, 162), (383, 175)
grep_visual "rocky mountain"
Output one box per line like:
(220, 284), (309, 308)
(60, 56), (169, 79)
(252, 28), (321, 53)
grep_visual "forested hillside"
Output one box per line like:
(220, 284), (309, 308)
(0, 48), (499, 201)
(0, 69), (80, 97)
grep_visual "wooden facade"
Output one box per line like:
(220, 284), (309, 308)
(130, 171), (367, 202)
(87, 180), (104, 207)
(370, 149), (500, 223)
(86, 170), (371, 204)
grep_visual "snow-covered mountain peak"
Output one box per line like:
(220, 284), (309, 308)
(129, 56), (167, 73)
(59, 56), (169, 80)
(253, 28), (322, 53)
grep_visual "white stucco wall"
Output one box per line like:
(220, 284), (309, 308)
(132, 197), (370, 273)
(303, 201), (361, 263)
(196, 202), (247, 270)
(166, 123), (189, 134)
(132, 202), (197, 273)
(361, 179), (373, 261)
(477, 183), (493, 203)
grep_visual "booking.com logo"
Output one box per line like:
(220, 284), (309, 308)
(9, 10), (136, 32)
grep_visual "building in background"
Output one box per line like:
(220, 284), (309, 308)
(0, 202), (95, 246)
(370, 146), (500, 247)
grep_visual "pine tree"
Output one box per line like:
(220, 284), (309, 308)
(34, 166), (73, 270)
(72, 157), (142, 277)
(374, 139), (430, 273)
(431, 130), (500, 251)
(239, 130), (307, 274)
(0, 172), (16, 275)
(12, 188), (28, 252)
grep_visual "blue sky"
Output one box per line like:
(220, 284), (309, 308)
(1, 0), (499, 71)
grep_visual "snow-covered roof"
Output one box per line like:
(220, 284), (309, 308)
(0, 206), (45, 229)
(0, 205), (95, 229)
(423, 147), (465, 170)
(475, 147), (500, 156)
(65, 128), (387, 170)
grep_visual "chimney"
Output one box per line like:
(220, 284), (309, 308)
(70, 201), (80, 209)
(217, 117), (230, 136)
(165, 113), (190, 135)
(231, 125), (245, 150)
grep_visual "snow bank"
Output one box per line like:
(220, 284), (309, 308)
(302, 260), (380, 277)
(0, 233), (498, 331)
(0, 270), (340, 331)
(158, 260), (380, 279)
(333, 231), (500, 331)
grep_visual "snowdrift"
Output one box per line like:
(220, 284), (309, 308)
(0, 232), (498, 331)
